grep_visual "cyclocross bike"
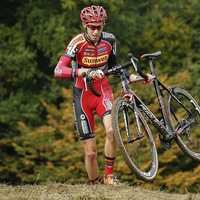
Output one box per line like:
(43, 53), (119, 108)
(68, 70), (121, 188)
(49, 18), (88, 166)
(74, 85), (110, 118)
(83, 51), (200, 182)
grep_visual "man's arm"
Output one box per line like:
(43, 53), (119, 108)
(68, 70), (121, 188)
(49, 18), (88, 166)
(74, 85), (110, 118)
(54, 55), (89, 78)
(54, 55), (76, 78)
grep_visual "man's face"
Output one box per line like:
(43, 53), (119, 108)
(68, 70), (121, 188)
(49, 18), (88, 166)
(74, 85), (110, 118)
(84, 22), (104, 43)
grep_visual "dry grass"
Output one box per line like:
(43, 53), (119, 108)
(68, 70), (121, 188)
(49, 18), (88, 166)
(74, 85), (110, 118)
(0, 181), (199, 200)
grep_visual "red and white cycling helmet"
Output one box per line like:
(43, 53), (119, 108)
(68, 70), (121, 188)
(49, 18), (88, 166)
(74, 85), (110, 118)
(80, 5), (107, 24)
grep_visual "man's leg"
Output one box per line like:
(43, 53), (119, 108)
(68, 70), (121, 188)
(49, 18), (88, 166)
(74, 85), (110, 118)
(103, 114), (120, 185)
(82, 138), (99, 184)
(103, 114), (117, 158)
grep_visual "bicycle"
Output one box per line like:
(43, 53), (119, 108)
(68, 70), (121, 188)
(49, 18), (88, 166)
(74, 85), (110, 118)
(83, 51), (200, 182)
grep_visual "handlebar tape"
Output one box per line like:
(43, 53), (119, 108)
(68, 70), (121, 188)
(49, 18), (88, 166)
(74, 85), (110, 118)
(104, 70), (109, 76)
(128, 53), (148, 80)
(121, 61), (132, 68)
(87, 78), (101, 97)
(137, 67), (148, 80)
(82, 72), (101, 97)
(104, 61), (132, 76)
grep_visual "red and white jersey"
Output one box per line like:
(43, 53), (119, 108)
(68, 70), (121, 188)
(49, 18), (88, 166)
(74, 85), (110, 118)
(54, 31), (121, 88)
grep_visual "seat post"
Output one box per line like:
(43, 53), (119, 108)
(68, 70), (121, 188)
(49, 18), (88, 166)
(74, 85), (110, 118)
(148, 58), (156, 76)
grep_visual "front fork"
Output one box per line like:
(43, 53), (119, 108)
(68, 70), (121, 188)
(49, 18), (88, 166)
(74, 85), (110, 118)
(122, 94), (144, 143)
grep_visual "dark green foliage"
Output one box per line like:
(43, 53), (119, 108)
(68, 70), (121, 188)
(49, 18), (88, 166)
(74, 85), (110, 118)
(0, 0), (200, 192)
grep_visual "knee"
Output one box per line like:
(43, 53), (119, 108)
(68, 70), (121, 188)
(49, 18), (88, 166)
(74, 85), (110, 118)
(106, 127), (115, 143)
(85, 150), (97, 162)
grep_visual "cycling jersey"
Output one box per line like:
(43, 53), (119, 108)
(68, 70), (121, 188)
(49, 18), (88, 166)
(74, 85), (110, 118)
(54, 31), (131, 140)
(54, 31), (131, 88)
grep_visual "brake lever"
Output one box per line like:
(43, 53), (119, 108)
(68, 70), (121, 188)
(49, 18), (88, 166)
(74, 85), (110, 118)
(82, 72), (88, 91)
(82, 72), (101, 97)
(129, 53), (138, 72)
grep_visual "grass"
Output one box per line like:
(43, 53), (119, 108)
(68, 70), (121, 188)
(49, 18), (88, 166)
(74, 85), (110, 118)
(0, 181), (199, 200)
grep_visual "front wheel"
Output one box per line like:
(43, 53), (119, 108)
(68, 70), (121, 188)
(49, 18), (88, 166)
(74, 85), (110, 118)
(164, 85), (200, 161)
(111, 97), (158, 182)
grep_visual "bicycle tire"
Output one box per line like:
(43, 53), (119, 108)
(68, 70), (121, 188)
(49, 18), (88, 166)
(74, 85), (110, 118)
(163, 85), (200, 161)
(111, 97), (158, 182)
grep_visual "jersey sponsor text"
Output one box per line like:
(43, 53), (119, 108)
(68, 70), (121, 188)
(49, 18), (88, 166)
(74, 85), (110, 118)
(82, 54), (109, 66)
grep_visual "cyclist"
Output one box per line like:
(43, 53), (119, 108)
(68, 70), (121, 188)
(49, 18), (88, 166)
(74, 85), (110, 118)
(54, 5), (154, 185)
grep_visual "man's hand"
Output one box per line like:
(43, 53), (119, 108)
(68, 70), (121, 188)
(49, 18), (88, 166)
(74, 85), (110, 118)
(87, 69), (105, 80)
(129, 73), (155, 83)
(143, 73), (155, 84)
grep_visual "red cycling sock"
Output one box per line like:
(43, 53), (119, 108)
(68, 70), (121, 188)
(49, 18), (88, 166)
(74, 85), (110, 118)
(105, 156), (115, 178)
(89, 177), (99, 185)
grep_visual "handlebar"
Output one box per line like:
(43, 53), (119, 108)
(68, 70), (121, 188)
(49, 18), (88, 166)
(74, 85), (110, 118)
(104, 61), (132, 76)
(128, 53), (148, 80)
(83, 52), (149, 97)
(82, 72), (101, 97)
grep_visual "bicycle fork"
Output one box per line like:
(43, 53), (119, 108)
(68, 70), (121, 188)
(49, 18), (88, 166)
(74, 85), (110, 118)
(122, 100), (144, 143)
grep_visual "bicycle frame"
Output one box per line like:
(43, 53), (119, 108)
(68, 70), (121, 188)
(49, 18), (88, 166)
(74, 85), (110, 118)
(121, 76), (174, 141)
(152, 77), (196, 137)
(120, 58), (196, 141)
(147, 58), (197, 137)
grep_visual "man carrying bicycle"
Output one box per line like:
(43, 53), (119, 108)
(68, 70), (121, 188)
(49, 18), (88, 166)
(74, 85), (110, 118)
(54, 5), (154, 185)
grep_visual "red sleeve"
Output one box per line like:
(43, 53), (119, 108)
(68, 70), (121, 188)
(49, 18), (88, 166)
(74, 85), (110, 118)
(54, 34), (85, 79)
(54, 56), (78, 78)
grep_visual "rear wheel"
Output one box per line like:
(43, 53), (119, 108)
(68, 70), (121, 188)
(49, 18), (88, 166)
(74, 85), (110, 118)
(164, 86), (200, 161)
(111, 97), (158, 181)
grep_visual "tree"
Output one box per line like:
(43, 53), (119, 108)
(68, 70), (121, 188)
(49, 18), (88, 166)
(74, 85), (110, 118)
(0, 0), (200, 192)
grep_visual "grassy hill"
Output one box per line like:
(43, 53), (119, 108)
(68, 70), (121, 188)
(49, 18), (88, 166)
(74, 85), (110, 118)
(0, 181), (199, 200)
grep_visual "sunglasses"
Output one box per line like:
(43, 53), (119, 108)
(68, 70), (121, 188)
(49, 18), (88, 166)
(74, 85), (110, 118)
(87, 24), (104, 30)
